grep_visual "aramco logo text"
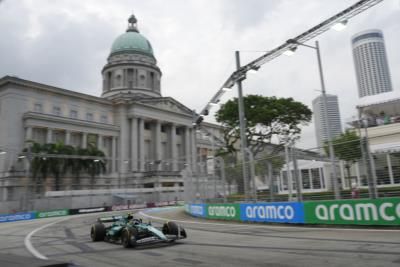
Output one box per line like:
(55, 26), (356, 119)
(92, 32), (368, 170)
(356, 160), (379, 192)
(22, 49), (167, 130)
(208, 206), (236, 217)
(315, 202), (400, 221)
(245, 205), (295, 220)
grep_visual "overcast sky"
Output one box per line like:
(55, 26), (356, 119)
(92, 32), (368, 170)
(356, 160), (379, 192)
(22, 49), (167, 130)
(0, 0), (399, 149)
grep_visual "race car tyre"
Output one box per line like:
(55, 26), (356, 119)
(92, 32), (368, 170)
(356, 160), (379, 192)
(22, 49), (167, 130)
(91, 223), (105, 242)
(180, 228), (187, 238)
(121, 228), (138, 248)
(162, 221), (179, 236)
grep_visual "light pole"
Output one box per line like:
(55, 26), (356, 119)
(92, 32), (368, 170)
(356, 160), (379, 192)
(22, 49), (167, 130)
(286, 39), (340, 200)
(235, 51), (250, 200)
(357, 108), (378, 198)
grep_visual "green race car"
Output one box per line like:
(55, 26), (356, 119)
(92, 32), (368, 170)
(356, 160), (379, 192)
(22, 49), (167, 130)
(90, 213), (187, 248)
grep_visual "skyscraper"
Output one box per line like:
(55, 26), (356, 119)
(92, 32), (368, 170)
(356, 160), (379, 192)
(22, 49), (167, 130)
(352, 29), (393, 98)
(312, 94), (342, 148)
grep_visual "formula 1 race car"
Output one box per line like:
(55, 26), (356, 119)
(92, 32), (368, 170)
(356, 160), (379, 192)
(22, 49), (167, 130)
(90, 213), (187, 248)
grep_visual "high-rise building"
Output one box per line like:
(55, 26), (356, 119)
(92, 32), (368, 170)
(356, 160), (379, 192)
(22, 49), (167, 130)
(352, 29), (393, 98)
(312, 94), (342, 148)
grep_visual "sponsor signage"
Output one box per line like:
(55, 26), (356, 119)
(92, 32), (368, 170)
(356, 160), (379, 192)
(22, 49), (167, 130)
(206, 204), (240, 220)
(304, 197), (400, 226)
(111, 204), (147, 211)
(188, 204), (206, 218)
(69, 207), (107, 215)
(36, 209), (69, 219)
(0, 212), (35, 223)
(240, 202), (305, 223)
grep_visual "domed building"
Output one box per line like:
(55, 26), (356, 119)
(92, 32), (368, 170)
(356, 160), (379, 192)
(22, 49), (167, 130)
(102, 15), (162, 99)
(0, 15), (223, 212)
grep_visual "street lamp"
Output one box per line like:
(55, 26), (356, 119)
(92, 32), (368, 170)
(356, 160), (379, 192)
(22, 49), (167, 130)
(235, 51), (250, 200)
(285, 39), (340, 200)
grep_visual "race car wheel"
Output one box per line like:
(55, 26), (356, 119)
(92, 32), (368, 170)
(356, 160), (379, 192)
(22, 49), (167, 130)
(162, 221), (179, 236)
(91, 223), (105, 242)
(121, 228), (138, 248)
(180, 228), (187, 238)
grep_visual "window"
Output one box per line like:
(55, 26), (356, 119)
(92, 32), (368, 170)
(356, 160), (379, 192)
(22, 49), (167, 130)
(144, 122), (151, 130)
(100, 115), (108, 124)
(34, 103), (43, 112)
(53, 106), (61, 116)
(176, 128), (182, 135)
(161, 125), (166, 133)
(86, 113), (94, 121)
(70, 109), (78, 119)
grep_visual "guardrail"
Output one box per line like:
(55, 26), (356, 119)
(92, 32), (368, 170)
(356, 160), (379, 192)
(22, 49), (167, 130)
(0, 201), (183, 224)
(185, 197), (400, 226)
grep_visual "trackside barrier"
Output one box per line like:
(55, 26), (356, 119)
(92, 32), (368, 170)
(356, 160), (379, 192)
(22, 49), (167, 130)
(207, 204), (241, 221)
(304, 197), (400, 226)
(0, 212), (35, 223)
(35, 209), (69, 219)
(69, 206), (109, 215)
(186, 197), (400, 226)
(185, 204), (206, 218)
(0, 201), (181, 224)
(240, 202), (305, 223)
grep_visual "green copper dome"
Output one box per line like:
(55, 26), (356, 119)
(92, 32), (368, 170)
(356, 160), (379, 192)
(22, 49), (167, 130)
(110, 31), (154, 56)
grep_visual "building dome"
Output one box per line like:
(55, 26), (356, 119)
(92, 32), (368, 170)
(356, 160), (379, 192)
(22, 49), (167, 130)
(102, 14), (161, 99)
(110, 31), (154, 57)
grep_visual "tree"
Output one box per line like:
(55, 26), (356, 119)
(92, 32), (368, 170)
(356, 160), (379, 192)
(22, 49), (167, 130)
(324, 130), (362, 183)
(85, 145), (106, 189)
(24, 141), (49, 194)
(216, 95), (312, 157)
(222, 155), (242, 196)
(45, 142), (69, 191)
(21, 141), (107, 191)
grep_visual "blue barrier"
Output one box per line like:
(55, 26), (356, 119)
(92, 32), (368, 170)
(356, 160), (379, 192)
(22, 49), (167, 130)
(240, 202), (305, 223)
(187, 204), (206, 218)
(0, 212), (36, 223)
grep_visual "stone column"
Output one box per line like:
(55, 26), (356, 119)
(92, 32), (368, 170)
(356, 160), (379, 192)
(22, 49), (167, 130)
(112, 136), (117, 173)
(82, 132), (87, 148)
(118, 105), (130, 173)
(184, 127), (191, 170)
(191, 128), (197, 172)
(155, 120), (161, 171)
(26, 127), (32, 141)
(131, 117), (138, 171)
(46, 128), (53, 143)
(138, 118), (145, 171)
(65, 130), (71, 146)
(170, 124), (178, 171)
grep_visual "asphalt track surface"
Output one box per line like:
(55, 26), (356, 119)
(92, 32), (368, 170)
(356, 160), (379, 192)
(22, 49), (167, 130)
(0, 207), (399, 267)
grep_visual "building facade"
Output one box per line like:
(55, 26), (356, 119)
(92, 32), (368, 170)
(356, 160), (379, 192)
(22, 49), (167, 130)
(0, 15), (222, 206)
(312, 94), (342, 148)
(352, 29), (393, 98)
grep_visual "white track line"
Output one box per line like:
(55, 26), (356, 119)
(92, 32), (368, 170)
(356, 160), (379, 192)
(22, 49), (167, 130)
(139, 211), (400, 232)
(23, 209), (146, 260)
(24, 217), (71, 260)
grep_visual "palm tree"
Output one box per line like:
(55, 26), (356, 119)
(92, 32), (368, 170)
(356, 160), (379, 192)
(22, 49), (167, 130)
(21, 141), (107, 191)
(23, 141), (49, 194)
(45, 142), (67, 191)
(85, 145), (106, 189)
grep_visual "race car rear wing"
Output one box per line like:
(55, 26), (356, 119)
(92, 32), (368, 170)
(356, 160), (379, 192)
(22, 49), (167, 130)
(97, 215), (123, 223)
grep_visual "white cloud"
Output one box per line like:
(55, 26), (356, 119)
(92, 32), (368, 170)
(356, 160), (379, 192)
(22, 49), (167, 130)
(0, 0), (398, 149)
